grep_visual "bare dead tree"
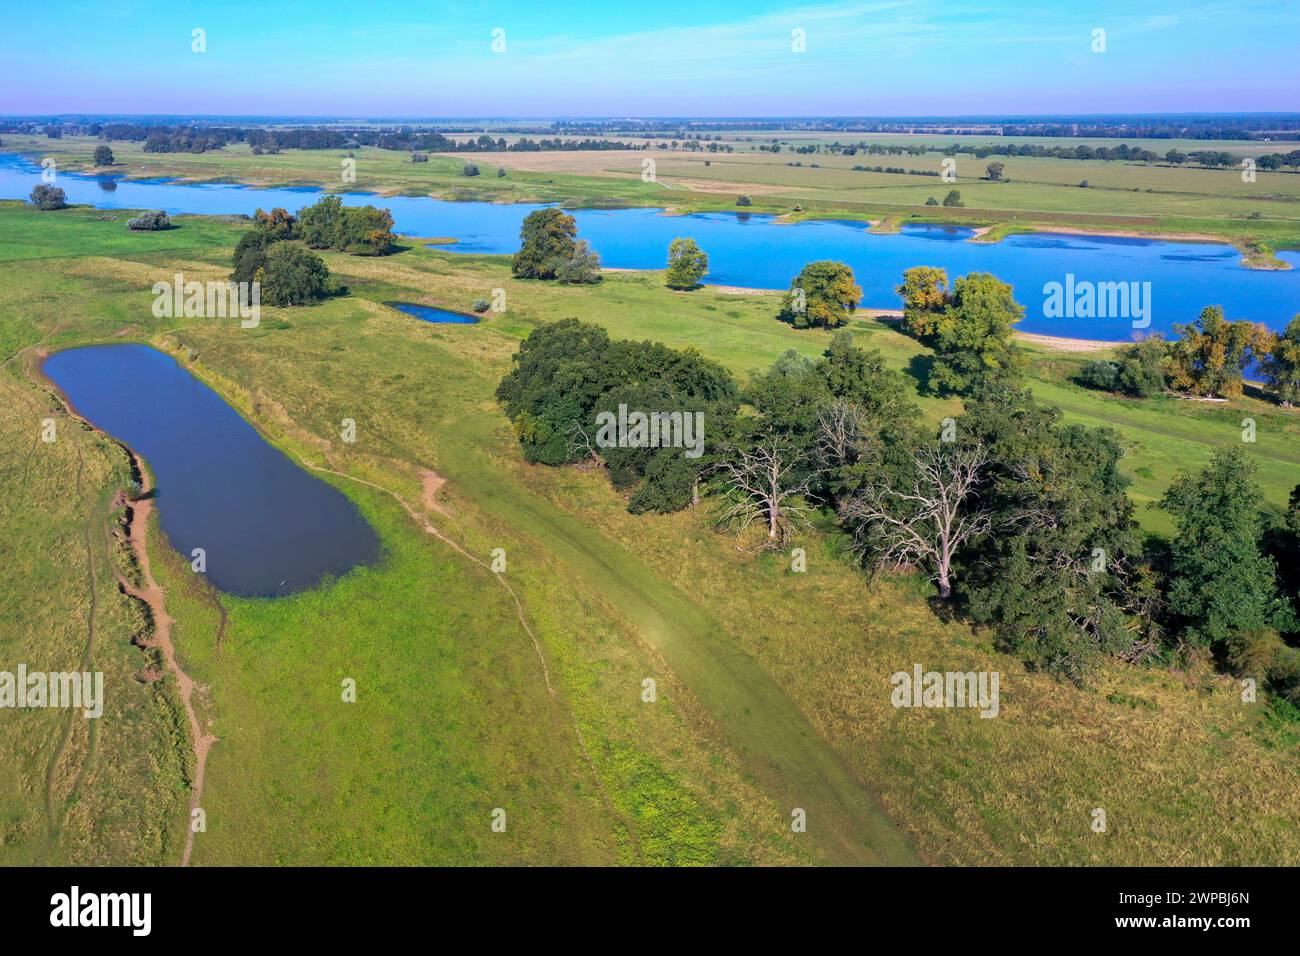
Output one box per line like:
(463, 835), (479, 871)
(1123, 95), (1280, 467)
(815, 398), (873, 471)
(566, 419), (603, 464)
(714, 432), (817, 544)
(840, 441), (991, 598)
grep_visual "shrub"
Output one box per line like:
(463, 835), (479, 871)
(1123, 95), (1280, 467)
(942, 189), (963, 207)
(29, 184), (68, 210)
(497, 166), (506, 177)
(94, 145), (114, 166)
(1115, 337), (1168, 397)
(463, 163), (481, 177)
(128, 210), (172, 231)
(1077, 360), (1120, 391)
(925, 196), (939, 205)
(735, 195), (752, 207)
(556, 240), (602, 285)
(471, 298), (491, 313)
(411, 152), (428, 163)
(1227, 629), (1300, 701)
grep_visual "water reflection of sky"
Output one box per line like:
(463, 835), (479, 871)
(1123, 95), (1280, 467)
(4, 152), (1298, 340)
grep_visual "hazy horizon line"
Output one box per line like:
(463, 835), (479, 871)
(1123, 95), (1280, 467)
(9, 111), (1300, 122)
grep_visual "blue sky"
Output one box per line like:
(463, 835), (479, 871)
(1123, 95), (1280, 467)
(3, 0), (1297, 116)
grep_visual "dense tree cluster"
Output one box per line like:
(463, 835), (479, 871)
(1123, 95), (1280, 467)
(496, 319), (737, 512)
(142, 128), (232, 153)
(497, 266), (1300, 697)
(1076, 308), (1295, 403)
(295, 196), (397, 256)
(229, 204), (355, 306)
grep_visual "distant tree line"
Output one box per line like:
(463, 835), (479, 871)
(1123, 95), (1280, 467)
(59, 123), (642, 155)
(13, 122), (640, 155)
(548, 116), (1300, 140)
(939, 141), (1300, 170)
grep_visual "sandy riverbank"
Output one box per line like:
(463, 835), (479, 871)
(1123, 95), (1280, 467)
(865, 309), (1118, 352)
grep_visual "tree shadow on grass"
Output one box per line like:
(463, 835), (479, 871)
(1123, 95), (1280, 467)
(905, 354), (936, 395)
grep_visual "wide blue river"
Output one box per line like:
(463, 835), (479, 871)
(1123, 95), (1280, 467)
(5, 152), (1299, 340)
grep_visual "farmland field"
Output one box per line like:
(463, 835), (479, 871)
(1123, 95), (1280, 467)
(11, 133), (1300, 259)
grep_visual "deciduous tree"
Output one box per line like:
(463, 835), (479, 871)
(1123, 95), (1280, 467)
(896, 266), (949, 338)
(929, 272), (1024, 395)
(665, 237), (708, 289)
(1165, 305), (1274, 398)
(1160, 448), (1290, 647)
(778, 260), (862, 329)
(512, 208), (579, 279)
(1263, 314), (1300, 406)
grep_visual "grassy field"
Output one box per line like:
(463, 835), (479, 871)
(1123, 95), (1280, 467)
(2, 200), (1298, 865)
(10, 134), (1300, 258)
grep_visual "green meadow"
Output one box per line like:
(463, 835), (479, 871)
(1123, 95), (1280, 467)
(2, 200), (1298, 866)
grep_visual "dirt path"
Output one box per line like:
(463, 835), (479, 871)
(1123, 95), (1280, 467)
(420, 469), (451, 516)
(34, 351), (216, 867)
(110, 457), (216, 867)
(20, 346), (210, 865)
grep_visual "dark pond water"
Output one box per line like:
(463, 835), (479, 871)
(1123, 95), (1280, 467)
(384, 301), (480, 324)
(5, 151), (1299, 340)
(43, 344), (381, 597)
